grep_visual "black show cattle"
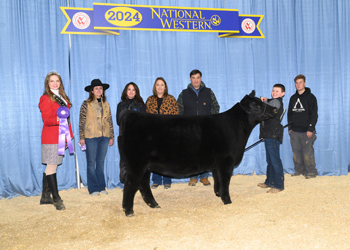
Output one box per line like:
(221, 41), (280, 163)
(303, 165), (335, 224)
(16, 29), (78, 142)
(118, 91), (277, 216)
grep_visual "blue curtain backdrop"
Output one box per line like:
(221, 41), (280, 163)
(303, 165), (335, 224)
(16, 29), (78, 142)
(0, 0), (349, 198)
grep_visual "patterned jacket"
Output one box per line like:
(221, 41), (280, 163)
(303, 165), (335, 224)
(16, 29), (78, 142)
(79, 99), (114, 140)
(145, 94), (179, 115)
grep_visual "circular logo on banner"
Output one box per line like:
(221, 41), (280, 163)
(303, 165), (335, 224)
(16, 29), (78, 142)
(210, 15), (221, 26)
(72, 12), (91, 30)
(241, 18), (256, 34)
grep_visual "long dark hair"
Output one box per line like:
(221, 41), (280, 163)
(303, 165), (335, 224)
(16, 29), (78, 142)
(121, 82), (144, 103)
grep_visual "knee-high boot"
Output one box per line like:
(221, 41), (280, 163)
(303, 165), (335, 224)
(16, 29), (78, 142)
(40, 173), (54, 205)
(46, 173), (65, 210)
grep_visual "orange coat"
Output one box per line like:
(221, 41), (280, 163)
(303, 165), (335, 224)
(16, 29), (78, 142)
(39, 94), (73, 144)
(145, 95), (179, 115)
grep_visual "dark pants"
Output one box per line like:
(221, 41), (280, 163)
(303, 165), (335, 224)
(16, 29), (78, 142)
(152, 173), (172, 185)
(289, 130), (317, 176)
(264, 138), (284, 190)
(85, 137), (109, 194)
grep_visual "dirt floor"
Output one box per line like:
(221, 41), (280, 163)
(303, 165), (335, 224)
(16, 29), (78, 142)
(1, 174), (350, 250)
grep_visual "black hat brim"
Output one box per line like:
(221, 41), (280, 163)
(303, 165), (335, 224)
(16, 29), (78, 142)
(85, 84), (110, 92)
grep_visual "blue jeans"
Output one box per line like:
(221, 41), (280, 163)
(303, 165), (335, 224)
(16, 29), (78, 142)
(152, 173), (172, 185)
(85, 137), (109, 194)
(264, 138), (284, 190)
(190, 172), (209, 180)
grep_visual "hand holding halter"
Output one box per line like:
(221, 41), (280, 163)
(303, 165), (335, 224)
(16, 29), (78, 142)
(244, 108), (290, 152)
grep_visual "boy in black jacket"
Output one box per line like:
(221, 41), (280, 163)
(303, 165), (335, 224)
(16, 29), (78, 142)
(288, 74), (318, 179)
(257, 84), (285, 193)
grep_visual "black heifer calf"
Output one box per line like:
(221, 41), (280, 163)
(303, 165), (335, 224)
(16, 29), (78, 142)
(119, 90), (277, 216)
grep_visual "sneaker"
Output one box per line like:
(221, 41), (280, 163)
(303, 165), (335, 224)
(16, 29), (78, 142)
(200, 178), (211, 186)
(164, 184), (171, 189)
(91, 191), (100, 196)
(257, 183), (270, 188)
(188, 179), (197, 186)
(267, 188), (283, 193)
(151, 184), (159, 189)
(291, 172), (302, 177)
(100, 190), (108, 195)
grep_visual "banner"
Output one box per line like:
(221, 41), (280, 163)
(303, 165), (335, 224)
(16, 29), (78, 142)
(219, 15), (264, 38)
(61, 4), (264, 38)
(60, 7), (120, 35)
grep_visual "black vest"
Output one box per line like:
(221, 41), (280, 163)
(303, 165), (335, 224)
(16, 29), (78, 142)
(259, 98), (284, 143)
(182, 87), (212, 115)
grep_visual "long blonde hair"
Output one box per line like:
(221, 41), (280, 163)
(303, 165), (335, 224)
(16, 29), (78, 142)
(43, 71), (72, 106)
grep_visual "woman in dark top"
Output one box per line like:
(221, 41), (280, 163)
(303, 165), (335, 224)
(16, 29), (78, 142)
(116, 82), (145, 184)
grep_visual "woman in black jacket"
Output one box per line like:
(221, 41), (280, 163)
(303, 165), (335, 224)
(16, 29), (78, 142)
(116, 82), (146, 184)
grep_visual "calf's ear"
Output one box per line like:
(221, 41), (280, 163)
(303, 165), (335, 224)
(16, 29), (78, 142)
(248, 90), (256, 97)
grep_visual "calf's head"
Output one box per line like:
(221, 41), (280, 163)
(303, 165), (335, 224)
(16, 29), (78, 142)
(239, 90), (278, 124)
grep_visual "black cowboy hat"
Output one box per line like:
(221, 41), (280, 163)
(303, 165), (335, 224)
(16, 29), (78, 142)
(84, 79), (110, 92)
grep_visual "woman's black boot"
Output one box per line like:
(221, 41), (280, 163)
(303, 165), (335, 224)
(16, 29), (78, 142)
(46, 173), (66, 210)
(40, 173), (54, 205)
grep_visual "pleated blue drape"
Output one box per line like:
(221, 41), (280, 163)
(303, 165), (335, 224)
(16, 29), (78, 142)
(0, 0), (349, 198)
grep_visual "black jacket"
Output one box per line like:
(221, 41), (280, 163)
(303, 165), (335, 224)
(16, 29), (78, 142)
(116, 99), (145, 126)
(259, 98), (284, 143)
(287, 87), (318, 132)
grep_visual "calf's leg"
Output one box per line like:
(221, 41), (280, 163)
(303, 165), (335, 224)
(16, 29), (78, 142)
(212, 169), (220, 197)
(219, 172), (232, 204)
(139, 170), (160, 209)
(217, 157), (234, 204)
(122, 175), (141, 217)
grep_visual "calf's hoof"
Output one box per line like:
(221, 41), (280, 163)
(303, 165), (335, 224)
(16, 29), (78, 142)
(40, 196), (54, 205)
(224, 200), (232, 205)
(124, 209), (134, 217)
(53, 198), (65, 210)
(148, 202), (161, 209)
(215, 192), (220, 197)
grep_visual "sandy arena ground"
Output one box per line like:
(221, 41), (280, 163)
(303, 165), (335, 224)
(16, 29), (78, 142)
(1, 174), (350, 250)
